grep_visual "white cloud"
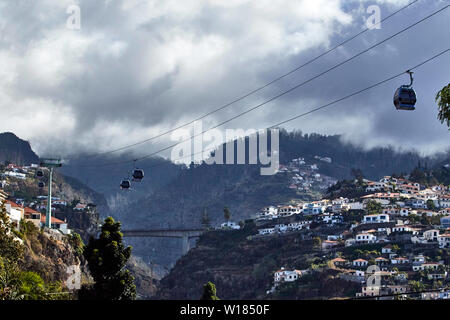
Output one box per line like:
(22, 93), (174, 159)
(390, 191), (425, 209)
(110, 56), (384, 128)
(0, 0), (448, 158)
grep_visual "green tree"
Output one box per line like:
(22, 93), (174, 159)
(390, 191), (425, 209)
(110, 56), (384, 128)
(426, 200), (436, 211)
(436, 83), (450, 128)
(18, 271), (46, 300)
(223, 207), (231, 222)
(68, 232), (84, 258)
(200, 281), (220, 300)
(0, 257), (22, 300)
(408, 280), (425, 292)
(80, 217), (136, 300)
(366, 200), (382, 215)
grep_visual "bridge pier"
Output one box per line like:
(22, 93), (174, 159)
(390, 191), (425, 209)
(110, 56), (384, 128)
(182, 236), (190, 255)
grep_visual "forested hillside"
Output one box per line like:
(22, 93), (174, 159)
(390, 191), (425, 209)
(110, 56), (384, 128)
(106, 131), (448, 269)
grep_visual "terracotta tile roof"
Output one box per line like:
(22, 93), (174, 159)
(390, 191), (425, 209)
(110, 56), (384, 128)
(331, 258), (347, 262)
(24, 207), (40, 214)
(40, 214), (65, 225)
(4, 200), (22, 208)
(375, 257), (389, 261)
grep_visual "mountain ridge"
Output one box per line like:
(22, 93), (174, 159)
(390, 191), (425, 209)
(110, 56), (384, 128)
(0, 132), (39, 165)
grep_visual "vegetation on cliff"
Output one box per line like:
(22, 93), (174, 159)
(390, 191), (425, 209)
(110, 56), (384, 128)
(0, 205), (79, 300)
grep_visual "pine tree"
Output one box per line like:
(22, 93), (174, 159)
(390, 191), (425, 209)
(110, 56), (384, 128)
(80, 217), (136, 300)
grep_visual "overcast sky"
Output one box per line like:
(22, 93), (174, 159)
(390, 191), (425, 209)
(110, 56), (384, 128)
(0, 0), (449, 161)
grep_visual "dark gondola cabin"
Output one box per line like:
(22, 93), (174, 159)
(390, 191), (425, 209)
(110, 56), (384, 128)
(120, 180), (131, 189)
(38, 181), (45, 188)
(132, 169), (144, 182)
(36, 170), (44, 178)
(393, 85), (417, 110)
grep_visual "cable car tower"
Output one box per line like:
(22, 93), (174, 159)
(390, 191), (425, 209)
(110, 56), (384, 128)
(39, 158), (62, 229)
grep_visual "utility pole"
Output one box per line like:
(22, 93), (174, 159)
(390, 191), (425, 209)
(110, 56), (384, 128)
(40, 158), (62, 229)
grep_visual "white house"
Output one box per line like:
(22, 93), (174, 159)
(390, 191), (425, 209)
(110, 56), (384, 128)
(362, 214), (390, 224)
(287, 221), (309, 231)
(345, 238), (356, 247)
(366, 181), (386, 192)
(412, 229), (440, 244)
(347, 202), (364, 210)
(258, 206), (278, 219)
(3, 171), (26, 180)
(391, 257), (410, 265)
(356, 233), (377, 244)
(357, 285), (380, 297)
(274, 268), (302, 284)
(278, 205), (301, 216)
(355, 270), (365, 277)
(353, 259), (368, 267)
(423, 229), (440, 242)
(438, 233), (450, 248)
(321, 214), (343, 225)
(4, 200), (24, 229)
(302, 203), (325, 215)
(409, 198), (426, 209)
(412, 263), (442, 272)
(221, 221), (241, 230)
(437, 196), (450, 209)
(391, 225), (413, 233)
(382, 245), (393, 254)
(258, 228), (275, 235)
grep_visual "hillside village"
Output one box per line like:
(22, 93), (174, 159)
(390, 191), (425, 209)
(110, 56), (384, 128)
(280, 156), (338, 192)
(235, 174), (450, 299)
(0, 162), (98, 240)
(2, 158), (450, 300)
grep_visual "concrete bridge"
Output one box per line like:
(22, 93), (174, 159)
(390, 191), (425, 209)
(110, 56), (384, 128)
(122, 229), (204, 255)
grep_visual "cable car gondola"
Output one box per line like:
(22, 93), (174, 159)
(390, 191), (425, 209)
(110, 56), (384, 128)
(120, 180), (131, 190)
(132, 169), (144, 182)
(38, 181), (45, 188)
(393, 70), (417, 111)
(36, 169), (44, 178)
(131, 160), (144, 182)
